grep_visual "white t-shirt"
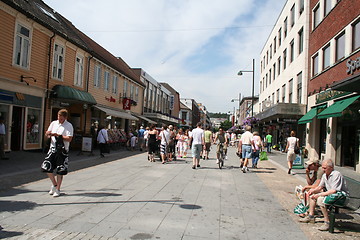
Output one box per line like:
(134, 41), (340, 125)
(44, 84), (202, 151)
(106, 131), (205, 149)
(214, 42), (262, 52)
(241, 131), (253, 145)
(191, 127), (204, 146)
(47, 120), (74, 151)
(287, 137), (298, 150)
(160, 129), (170, 145)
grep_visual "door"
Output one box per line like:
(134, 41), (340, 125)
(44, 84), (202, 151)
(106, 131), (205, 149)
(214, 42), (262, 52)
(11, 106), (24, 151)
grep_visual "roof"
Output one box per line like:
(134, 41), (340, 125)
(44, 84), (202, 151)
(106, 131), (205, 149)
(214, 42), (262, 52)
(160, 83), (179, 95)
(180, 102), (191, 110)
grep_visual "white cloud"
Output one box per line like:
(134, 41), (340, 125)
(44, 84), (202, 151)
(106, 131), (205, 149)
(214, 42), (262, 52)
(44, 0), (286, 112)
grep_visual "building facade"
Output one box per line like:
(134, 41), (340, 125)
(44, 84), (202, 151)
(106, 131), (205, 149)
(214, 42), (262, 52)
(180, 98), (200, 128)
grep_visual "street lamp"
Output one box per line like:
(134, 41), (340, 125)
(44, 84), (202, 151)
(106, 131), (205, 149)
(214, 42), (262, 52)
(238, 58), (255, 117)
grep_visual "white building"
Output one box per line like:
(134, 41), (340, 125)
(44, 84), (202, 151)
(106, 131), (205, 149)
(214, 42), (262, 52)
(258, 0), (309, 142)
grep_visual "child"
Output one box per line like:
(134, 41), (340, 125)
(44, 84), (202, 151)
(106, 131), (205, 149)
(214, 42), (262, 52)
(130, 134), (137, 151)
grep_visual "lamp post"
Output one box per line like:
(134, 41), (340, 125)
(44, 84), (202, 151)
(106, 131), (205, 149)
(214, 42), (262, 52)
(231, 93), (241, 125)
(238, 59), (255, 117)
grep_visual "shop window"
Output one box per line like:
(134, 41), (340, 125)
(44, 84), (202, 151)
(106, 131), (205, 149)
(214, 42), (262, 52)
(0, 105), (10, 148)
(26, 108), (41, 144)
(14, 23), (31, 69)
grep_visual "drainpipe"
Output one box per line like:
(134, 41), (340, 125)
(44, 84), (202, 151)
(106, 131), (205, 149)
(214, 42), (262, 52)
(42, 32), (55, 151)
(83, 54), (94, 133)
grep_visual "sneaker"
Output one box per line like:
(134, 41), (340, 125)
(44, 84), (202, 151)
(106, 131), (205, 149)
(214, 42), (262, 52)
(197, 165), (200, 168)
(299, 215), (315, 223)
(225, 156), (228, 160)
(216, 159), (219, 164)
(318, 222), (329, 231)
(291, 171), (296, 175)
(242, 167), (246, 173)
(49, 185), (56, 195)
(246, 167), (249, 171)
(53, 189), (60, 197)
(192, 165), (196, 169)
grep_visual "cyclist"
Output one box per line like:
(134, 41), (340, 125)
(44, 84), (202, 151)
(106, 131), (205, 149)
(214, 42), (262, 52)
(214, 128), (228, 164)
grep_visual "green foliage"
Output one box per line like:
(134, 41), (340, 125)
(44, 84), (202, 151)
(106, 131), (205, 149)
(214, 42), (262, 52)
(209, 112), (229, 118)
(220, 120), (232, 131)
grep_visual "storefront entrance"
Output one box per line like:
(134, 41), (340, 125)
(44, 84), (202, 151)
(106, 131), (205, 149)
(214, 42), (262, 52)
(11, 106), (24, 151)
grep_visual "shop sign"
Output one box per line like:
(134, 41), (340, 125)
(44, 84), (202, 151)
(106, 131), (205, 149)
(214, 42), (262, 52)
(123, 98), (131, 110)
(316, 89), (348, 104)
(60, 102), (70, 107)
(346, 57), (360, 75)
(169, 95), (175, 110)
(105, 96), (116, 102)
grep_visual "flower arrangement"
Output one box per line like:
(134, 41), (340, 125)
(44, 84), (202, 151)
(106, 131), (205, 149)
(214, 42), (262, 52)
(242, 116), (260, 126)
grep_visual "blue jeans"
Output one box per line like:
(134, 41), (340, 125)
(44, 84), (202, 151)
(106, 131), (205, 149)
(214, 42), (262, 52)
(252, 150), (260, 166)
(267, 143), (272, 153)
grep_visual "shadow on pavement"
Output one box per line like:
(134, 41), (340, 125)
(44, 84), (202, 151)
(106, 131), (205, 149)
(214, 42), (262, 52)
(0, 200), (37, 212)
(0, 229), (23, 239)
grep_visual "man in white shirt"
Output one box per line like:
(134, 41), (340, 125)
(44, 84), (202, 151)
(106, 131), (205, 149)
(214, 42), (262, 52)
(159, 125), (170, 164)
(97, 126), (109, 157)
(191, 122), (204, 169)
(41, 109), (73, 197)
(0, 117), (8, 160)
(238, 125), (255, 173)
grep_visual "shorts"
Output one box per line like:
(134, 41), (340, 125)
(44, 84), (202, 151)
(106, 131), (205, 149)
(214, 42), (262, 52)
(216, 143), (227, 153)
(192, 144), (203, 159)
(287, 149), (296, 162)
(160, 143), (167, 155)
(41, 147), (69, 175)
(242, 145), (252, 159)
(205, 142), (211, 151)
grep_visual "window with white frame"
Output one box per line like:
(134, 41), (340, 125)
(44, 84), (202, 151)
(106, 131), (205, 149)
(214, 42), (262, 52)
(313, 5), (321, 29)
(290, 40), (295, 63)
(123, 80), (128, 98)
(283, 49), (287, 70)
(135, 87), (139, 101)
(265, 74), (268, 88)
(273, 63), (276, 81)
(297, 72), (302, 104)
(336, 32), (345, 61)
(278, 28), (282, 46)
(282, 84), (286, 103)
(352, 19), (360, 51)
(278, 57), (281, 75)
(272, 93), (275, 104)
(323, 44), (331, 69)
(130, 84), (134, 99)
(74, 55), (84, 86)
(112, 75), (118, 94)
(269, 69), (272, 85)
(14, 23), (31, 68)
(94, 65), (101, 87)
(276, 89), (280, 103)
(270, 45), (272, 59)
(52, 43), (64, 80)
(312, 53), (319, 76)
(104, 70), (110, 91)
(290, 4), (295, 27)
(284, 17), (288, 38)
(298, 27), (304, 54)
(260, 81), (262, 93)
(274, 37), (277, 53)
(299, 0), (304, 15)
(324, 0), (332, 16)
(288, 79), (293, 103)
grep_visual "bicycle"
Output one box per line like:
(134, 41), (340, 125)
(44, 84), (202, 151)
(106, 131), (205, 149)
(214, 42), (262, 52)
(218, 143), (226, 169)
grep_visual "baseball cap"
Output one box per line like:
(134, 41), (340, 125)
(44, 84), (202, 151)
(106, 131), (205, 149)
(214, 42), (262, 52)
(305, 159), (319, 165)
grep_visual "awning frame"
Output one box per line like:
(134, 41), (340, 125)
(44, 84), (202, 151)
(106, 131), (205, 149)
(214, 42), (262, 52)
(94, 106), (138, 121)
(317, 95), (360, 119)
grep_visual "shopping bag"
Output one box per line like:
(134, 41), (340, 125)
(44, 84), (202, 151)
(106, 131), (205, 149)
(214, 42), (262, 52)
(294, 202), (309, 215)
(260, 151), (268, 161)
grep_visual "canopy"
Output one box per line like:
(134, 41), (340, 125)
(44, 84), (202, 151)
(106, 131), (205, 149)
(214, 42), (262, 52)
(132, 113), (157, 124)
(298, 107), (318, 124)
(52, 85), (96, 105)
(94, 106), (138, 121)
(317, 95), (360, 119)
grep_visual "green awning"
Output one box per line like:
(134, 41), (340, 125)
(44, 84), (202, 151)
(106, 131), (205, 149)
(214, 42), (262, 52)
(317, 95), (360, 119)
(298, 107), (318, 124)
(52, 85), (96, 105)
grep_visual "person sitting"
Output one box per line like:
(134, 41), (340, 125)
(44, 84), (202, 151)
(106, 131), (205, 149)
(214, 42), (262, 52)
(299, 159), (349, 231)
(304, 159), (323, 187)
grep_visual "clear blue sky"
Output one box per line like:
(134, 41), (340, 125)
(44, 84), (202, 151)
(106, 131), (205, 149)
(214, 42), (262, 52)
(44, 0), (286, 113)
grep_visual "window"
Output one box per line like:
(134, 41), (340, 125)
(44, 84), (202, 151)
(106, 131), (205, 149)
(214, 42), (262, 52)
(260, 81), (262, 93)
(130, 84), (134, 99)
(270, 45), (272, 59)
(74, 55), (84, 86)
(323, 44), (331, 69)
(352, 19), (360, 51)
(261, 61), (263, 73)
(283, 49), (287, 70)
(336, 32), (345, 61)
(52, 43), (64, 80)
(278, 28), (282, 46)
(135, 87), (139, 101)
(297, 72), (302, 104)
(182, 112), (187, 121)
(112, 75), (118, 94)
(289, 79), (293, 103)
(262, 77), (265, 91)
(274, 37), (277, 53)
(290, 4), (295, 27)
(266, 51), (269, 65)
(290, 40), (294, 63)
(272, 93), (275, 104)
(276, 89), (280, 103)
(313, 54), (319, 76)
(94, 65), (101, 87)
(273, 64), (276, 81)
(313, 5), (321, 28)
(298, 27), (304, 54)
(269, 69), (272, 85)
(265, 74), (268, 88)
(284, 17), (288, 38)
(324, 0), (332, 16)
(123, 81), (128, 98)
(26, 108), (41, 144)
(299, 0), (304, 15)
(282, 84), (286, 102)
(278, 57), (281, 75)
(104, 71), (110, 91)
(263, 56), (266, 69)
(14, 23), (31, 68)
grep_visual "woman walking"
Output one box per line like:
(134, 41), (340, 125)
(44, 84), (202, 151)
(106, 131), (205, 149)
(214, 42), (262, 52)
(285, 130), (299, 174)
(252, 131), (263, 168)
(147, 125), (158, 162)
(176, 128), (185, 158)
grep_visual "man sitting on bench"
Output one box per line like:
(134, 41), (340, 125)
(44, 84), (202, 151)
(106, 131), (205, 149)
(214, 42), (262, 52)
(299, 159), (349, 231)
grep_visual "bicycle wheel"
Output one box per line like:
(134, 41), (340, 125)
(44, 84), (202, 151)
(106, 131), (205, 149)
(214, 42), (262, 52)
(218, 153), (224, 169)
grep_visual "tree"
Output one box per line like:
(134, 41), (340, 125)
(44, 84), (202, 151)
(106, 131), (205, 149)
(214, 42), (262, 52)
(220, 120), (232, 131)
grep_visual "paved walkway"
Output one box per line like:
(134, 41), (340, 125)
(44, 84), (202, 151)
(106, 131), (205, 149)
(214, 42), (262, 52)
(0, 147), (359, 239)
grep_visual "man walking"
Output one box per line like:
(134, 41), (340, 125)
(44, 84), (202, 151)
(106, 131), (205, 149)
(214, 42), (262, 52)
(0, 117), (8, 160)
(138, 126), (145, 151)
(159, 125), (170, 164)
(203, 126), (213, 160)
(265, 132), (272, 153)
(238, 125), (255, 173)
(41, 109), (73, 197)
(191, 122), (204, 169)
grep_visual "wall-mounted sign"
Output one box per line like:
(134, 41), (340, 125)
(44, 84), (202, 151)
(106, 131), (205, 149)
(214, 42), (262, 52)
(169, 95), (175, 110)
(346, 57), (360, 75)
(316, 89), (348, 104)
(123, 98), (131, 110)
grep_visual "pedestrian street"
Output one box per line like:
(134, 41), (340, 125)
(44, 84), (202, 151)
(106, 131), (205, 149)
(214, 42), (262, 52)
(0, 147), (306, 240)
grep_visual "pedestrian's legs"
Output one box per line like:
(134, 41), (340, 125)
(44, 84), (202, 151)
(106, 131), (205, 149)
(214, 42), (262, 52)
(47, 173), (58, 186)
(0, 135), (6, 159)
(56, 175), (63, 190)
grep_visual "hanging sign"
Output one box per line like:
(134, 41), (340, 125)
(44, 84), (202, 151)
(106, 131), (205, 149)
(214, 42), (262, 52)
(123, 98), (131, 110)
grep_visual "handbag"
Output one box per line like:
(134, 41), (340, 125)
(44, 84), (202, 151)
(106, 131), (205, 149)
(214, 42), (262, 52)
(260, 151), (268, 161)
(294, 139), (300, 154)
(100, 130), (110, 153)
